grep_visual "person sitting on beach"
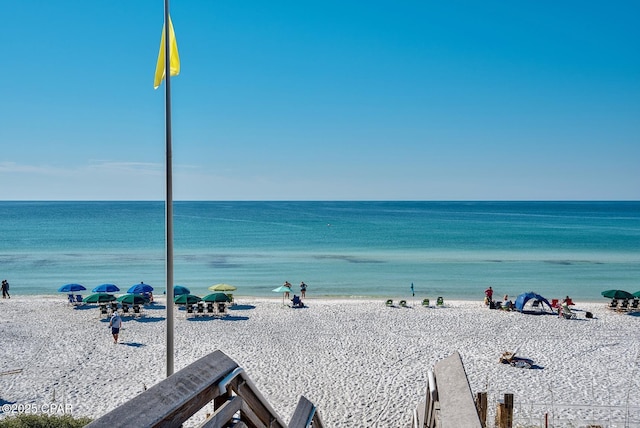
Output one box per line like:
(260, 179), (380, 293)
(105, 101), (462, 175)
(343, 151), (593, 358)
(502, 295), (513, 310)
(291, 295), (303, 308)
(484, 286), (493, 305)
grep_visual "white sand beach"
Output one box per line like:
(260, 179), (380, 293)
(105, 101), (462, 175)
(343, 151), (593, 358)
(1, 296), (639, 427)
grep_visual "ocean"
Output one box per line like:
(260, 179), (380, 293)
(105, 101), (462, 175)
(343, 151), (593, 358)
(0, 201), (638, 302)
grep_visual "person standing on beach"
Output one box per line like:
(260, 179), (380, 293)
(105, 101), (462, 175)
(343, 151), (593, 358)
(1, 280), (9, 299)
(284, 281), (292, 299)
(109, 311), (122, 344)
(300, 281), (307, 298)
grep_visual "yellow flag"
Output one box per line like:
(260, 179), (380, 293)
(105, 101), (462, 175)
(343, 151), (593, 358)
(154, 16), (180, 89)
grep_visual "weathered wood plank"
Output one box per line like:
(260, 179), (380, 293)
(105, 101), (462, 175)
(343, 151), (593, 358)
(198, 395), (242, 428)
(86, 350), (238, 428)
(433, 351), (482, 428)
(288, 396), (315, 428)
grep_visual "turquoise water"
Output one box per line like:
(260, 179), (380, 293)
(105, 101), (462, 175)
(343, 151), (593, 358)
(0, 201), (638, 301)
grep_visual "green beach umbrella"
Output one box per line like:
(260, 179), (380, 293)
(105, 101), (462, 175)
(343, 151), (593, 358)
(601, 290), (633, 300)
(633, 291), (640, 298)
(84, 293), (116, 304)
(202, 293), (231, 303)
(117, 294), (146, 305)
(174, 294), (201, 305)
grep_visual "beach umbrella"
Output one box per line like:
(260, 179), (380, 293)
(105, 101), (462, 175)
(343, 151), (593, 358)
(84, 293), (116, 304)
(202, 293), (231, 303)
(127, 283), (154, 294)
(92, 283), (120, 293)
(208, 283), (237, 292)
(57, 283), (86, 293)
(272, 285), (292, 305)
(173, 285), (191, 296)
(633, 291), (640, 298)
(174, 294), (201, 305)
(117, 294), (146, 305)
(601, 290), (633, 300)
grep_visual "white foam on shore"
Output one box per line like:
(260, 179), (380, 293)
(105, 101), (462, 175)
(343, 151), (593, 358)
(1, 296), (639, 426)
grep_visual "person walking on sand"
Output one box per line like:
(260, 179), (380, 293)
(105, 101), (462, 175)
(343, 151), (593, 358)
(109, 311), (122, 344)
(300, 281), (307, 298)
(1, 280), (9, 299)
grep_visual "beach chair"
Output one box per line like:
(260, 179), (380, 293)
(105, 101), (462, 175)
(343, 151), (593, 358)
(68, 294), (75, 304)
(385, 299), (393, 307)
(422, 298), (430, 307)
(133, 305), (142, 317)
(436, 297), (444, 307)
(206, 303), (214, 314)
(609, 299), (618, 310)
(399, 300), (408, 308)
(186, 305), (194, 318)
(551, 299), (559, 308)
(75, 295), (83, 305)
(196, 302), (205, 316)
(99, 305), (108, 317)
(618, 299), (630, 312)
(564, 297), (575, 306)
(122, 304), (130, 315)
(560, 304), (576, 319)
(217, 303), (227, 316)
(227, 293), (234, 306)
(110, 302), (118, 313)
(631, 299), (639, 311)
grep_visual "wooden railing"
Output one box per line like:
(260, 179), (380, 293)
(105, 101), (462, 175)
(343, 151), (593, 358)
(86, 350), (323, 428)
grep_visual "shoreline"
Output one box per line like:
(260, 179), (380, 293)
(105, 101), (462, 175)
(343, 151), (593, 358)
(1, 295), (639, 426)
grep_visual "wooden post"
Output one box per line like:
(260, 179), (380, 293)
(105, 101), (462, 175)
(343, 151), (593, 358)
(495, 393), (514, 428)
(503, 393), (513, 428)
(475, 392), (487, 427)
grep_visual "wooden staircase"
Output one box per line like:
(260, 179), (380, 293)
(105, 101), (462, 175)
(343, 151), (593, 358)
(86, 350), (323, 428)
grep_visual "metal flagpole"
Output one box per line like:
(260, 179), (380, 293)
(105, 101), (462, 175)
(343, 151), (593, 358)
(164, 0), (175, 377)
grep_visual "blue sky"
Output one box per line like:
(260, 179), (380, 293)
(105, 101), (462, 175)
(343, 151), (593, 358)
(1, 1), (638, 200)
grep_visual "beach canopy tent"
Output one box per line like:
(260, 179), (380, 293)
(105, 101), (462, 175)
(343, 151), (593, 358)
(601, 289), (633, 300)
(514, 292), (553, 313)
(127, 283), (153, 294)
(58, 283), (86, 293)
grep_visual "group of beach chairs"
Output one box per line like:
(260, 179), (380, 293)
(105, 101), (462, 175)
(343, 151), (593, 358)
(99, 302), (144, 318)
(67, 294), (84, 305)
(185, 302), (228, 318)
(608, 298), (639, 313)
(385, 297), (444, 308)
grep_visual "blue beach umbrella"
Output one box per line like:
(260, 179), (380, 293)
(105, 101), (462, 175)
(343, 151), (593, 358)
(93, 283), (120, 293)
(173, 285), (191, 296)
(58, 283), (86, 293)
(127, 283), (154, 294)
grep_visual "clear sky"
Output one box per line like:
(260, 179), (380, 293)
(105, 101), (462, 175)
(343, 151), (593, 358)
(1, 1), (638, 200)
